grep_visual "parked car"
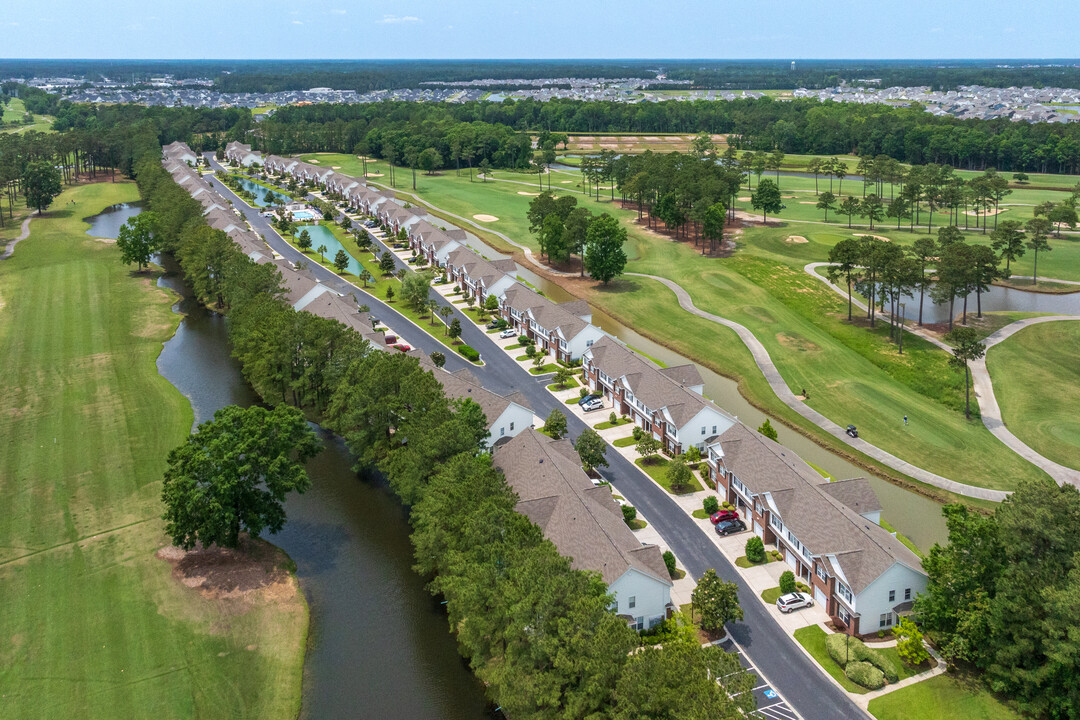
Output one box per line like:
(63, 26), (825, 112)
(776, 592), (814, 614)
(710, 509), (740, 525)
(714, 519), (747, 537)
(486, 321), (501, 330)
(846, 424), (859, 438)
(499, 328), (517, 339)
(392, 344), (411, 352)
(578, 394), (601, 407)
(581, 398), (604, 412)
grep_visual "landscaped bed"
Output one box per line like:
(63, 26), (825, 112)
(634, 457), (705, 494)
(593, 417), (632, 430)
(867, 673), (1022, 720)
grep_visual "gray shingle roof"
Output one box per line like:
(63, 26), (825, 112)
(493, 429), (671, 587)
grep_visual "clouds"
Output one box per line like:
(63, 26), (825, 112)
(292, 20), (303, 25)
(378, 14), (421, 24)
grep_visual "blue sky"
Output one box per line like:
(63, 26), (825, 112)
(6, 0), (1080, 60)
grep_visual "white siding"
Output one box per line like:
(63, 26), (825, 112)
(488, 403), (534, 446)
(853, 562), (927, 630)
(609, 568), (671, 629)
(565, 325), (607, 361)
(676, 407), (736, 451)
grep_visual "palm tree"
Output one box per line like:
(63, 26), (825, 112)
(439, 304), (453, 334)
(427, 299), (439, 325)
(358, 269), (373, 288)
(317, 244), (327, 263)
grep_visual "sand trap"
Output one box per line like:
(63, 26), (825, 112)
(785, 235), (809, 244)
(964, 208), (1007, 216)
(473, 214), (499, 222)
(854, 233), (891, 242)
(331, 166), (341, 169)
(91, 236), (116, 244)
(560, 180), (572, 184)
(799, 201), (818, 205)
(309, 159), (320, 163)
(518, 191), (541, 196)
(365, 172), (384, 177)
(738, 196), (751, 202)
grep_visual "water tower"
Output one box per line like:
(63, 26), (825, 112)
(791, 61), (796, 71)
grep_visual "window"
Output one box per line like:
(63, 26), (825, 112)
(701, 426), (706, 435)
(905, 588), (911, 601)
(816, 565), (827, 582)
(770, 515), (783, 532)
(879, 613), (893, 629)
(837, 581), (853, 603)
(838, 606), (850, 623)
(509, 422), (515, 431)
(712, 425), (717, 434)
(802, 546), (812, 560)
(500, 427), (505, 437)
(633, 616), (644, 630)
(586, 339), (594, 347)
(889, 590), (895, 602)
(628, 596), (636, 609)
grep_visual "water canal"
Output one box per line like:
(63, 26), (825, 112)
(87, 204), (493, 720)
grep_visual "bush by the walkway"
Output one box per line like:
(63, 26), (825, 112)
(457, 344), (480, 362)
(845, 661), (886, 690)
(745, 535), (766, 563)
(826, 633), (898, 684)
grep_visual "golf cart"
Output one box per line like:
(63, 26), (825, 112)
(845, 425), (859, 438)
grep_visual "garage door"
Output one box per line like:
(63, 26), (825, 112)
(753, 521), (763, 538)
(786, 551), (798, 572)
(814, 586), (828, 608)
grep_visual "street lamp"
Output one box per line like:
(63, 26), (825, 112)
(898, 303), (906, 355)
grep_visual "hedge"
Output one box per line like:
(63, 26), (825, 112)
(844, 661), (885, 690)
(458, 344), (480, 362)
(825, 633), (898, 683)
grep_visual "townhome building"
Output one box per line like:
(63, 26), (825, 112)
(582, 336), (735, 454)
(704, 422), (927, 636)
(499, 283), (605, 363)
(411, 355), (535, 447)
(163, 141), (197, 165)
(492, 429), (674, 630)
(224, 141), (263, 167)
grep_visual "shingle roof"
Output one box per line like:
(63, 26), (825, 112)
(493, 429), (671, 587)
(817, 478), (882, 516)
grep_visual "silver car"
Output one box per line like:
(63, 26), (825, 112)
(776, 592), (814, 614)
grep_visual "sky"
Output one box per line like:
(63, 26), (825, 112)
(5, 0), (1080, 60)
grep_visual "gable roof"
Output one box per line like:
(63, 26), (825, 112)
(818, 478), (883, 517)
(493, 429), (672, 587)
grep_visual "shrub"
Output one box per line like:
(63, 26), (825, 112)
(517, 334), (529, 346)
(429, 351), (445, 368)
(825, 634), (897, 682)
(779, 570), (796, 594)
(580, 387), (590, 399)
(894, 616), (930, 666)
(745, 536), (765, 564)
(795, 581), (811, 594)
(632, 426), (644, 441)
(684, 445), (701, 463)
(703, 495), (719, 515)
(844, 661), (885, 690)
(458, 345), (480, 362)
(663, 550), (677, 577)
(722, 501), (733, 510)
(622, 505), (638, 524)
(609, 411), (617, 425)
(770, 550), (784, 561)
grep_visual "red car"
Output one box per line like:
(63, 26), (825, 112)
(710, 509), (739, 525)
(393, 343), (411, 352)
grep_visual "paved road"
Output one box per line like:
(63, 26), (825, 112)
(805, 262), (1080, 488)
(205, 157), (868, 719)
(626, 271), (1008, 502)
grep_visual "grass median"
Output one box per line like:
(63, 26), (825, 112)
(0, 181), (306, 719)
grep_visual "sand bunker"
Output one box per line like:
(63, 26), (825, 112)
(473, 214), (499, 222)
(786, 235), (809, 244)
(517, 191), (541, 196)
(964, 208), (1007, 216)
(331, 166), (341, 169)
(854, 233), (892, 242)
(365, 172), (384, 177)
(309, 159), (320, 163)
(799, 201), (818, 205)
(738, 196), (751, 202)
(560, 180), (573, 184)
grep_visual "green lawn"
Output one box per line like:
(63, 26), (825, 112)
(634, 457), (706, 494)
(593, 417), (632, 430)
(736, 554), (774, 568)
(868, 673), (1023, 720)
(613, 436), (638, 447)
(986, 320), (1080, 471)
(0, 182), (307, 719)
(1, 97), (55, 134)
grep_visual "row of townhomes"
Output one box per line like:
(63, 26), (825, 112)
(224, 145), (929, 636)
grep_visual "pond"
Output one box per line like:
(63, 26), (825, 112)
(83, 201), (143, 237)
(86, 204), (495, 720)
(297, 223), (365, 276)
(234, 176), (291, 207)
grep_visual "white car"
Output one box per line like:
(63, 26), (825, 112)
(776, 592), (814, 614)
(499, 328), (517, 339)
(581, 398), (604, 412)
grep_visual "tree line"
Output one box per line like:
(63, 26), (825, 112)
(916, 478), (1080, 719)
(136, 151), (757, 719)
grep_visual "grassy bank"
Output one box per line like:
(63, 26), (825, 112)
(985, 320), (1080, 471)
(0, 181), (306, 720)
(868, 673), (1022, 720)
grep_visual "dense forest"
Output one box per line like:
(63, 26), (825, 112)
(259, 96), (1080, 173)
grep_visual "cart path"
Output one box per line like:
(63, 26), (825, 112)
(803, 262), (1080, 487)
(0, 216), (33, 261)
(626, 271), (1010, 501)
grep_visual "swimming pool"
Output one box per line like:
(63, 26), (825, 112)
(293, 210), (317, 220)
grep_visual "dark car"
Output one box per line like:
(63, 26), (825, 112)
(710, 509), (740, 525)
(714, 519), (747, 537)
(578, 394), (601, 407)
(846, 425), (859, 438)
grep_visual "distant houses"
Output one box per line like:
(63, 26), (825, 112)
(224, 141), (263, 167)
